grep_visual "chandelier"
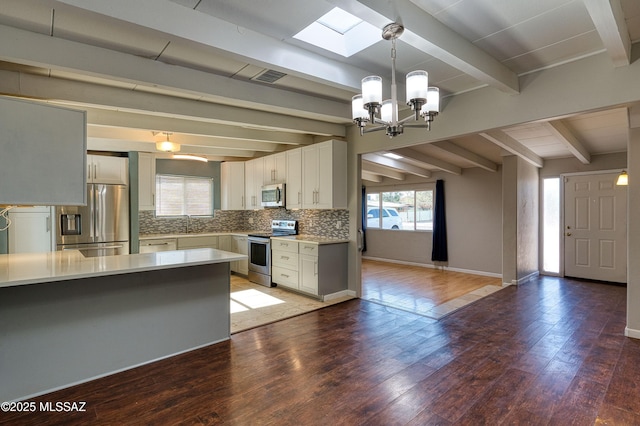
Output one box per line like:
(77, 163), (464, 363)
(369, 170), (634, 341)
(352, 23), (440, 138)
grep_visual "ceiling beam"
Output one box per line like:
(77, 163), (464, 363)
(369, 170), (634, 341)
(362, 161), (406, 180)
(390, 147), (462, 175)
(362, 153), (431, 178)
(87, 126), (289, 153)
(362, 171), (383, 183)
(431, 141), (498, 172)
(87, 138), (256, 158)
(0, 24), (351, 126)
(83, 108), (313, 147)
(0, 70), (346, 137)
(584, 0), (631, 67)
(479, 130), (544, 168)
(542, 121), (591, 164)
(328, 0), (519, 94)
(55, 0), (366, 92)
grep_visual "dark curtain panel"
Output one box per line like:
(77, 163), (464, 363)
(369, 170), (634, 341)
(431, 179), (448, 262)
(361, 185), (367, 252)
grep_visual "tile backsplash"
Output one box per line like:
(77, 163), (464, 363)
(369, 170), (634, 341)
(139, 209), (349, 239)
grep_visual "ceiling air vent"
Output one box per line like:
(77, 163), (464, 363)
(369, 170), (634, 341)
(252, 69), (287, 84)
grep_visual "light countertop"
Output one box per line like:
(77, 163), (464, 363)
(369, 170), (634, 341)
(0, 249), (247, 289)
(139, 231), (254, 240)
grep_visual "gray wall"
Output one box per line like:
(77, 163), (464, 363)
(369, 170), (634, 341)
(363, 166), (503, 275)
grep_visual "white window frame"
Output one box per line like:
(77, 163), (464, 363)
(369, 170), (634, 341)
(366, 187), (434, 232)
(155, 174), (214, 217)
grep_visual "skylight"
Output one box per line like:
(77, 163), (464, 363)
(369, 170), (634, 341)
(293, 7), (379, 57)
(317, 8), (362, 35)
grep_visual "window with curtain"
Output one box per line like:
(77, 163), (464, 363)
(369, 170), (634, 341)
(156, 174), (213, 216)
(366, 189), (434, 231)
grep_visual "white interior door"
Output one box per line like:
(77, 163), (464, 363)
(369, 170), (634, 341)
(564, 173), (627, 283)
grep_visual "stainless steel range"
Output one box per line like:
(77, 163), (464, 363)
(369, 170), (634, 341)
(247, 220), (298, 287)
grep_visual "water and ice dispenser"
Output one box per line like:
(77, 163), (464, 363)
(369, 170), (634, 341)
(60, 214), (81, 236)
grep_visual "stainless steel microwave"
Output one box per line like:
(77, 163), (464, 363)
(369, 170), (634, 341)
(261, 183), (285, 207)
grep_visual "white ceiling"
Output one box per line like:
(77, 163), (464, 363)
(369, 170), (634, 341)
(0, 0), (638, 181)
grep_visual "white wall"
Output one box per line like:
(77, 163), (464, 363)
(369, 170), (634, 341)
(363, 167), (503, 275)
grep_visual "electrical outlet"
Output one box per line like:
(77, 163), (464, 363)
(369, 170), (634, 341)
(248, 217), (254, 224)
(336, 221), (341, 229)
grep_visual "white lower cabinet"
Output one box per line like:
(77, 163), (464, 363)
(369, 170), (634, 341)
(271, 239), (347, 297)
(231, 235), (248, 275)
(271, 239), (299, 290)
(177, 235), (219, 249)
(7, 207), (54, 253)
(299, 253), (318, 295)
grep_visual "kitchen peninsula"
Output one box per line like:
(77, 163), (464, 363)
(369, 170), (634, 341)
(0, 248), (246, 402)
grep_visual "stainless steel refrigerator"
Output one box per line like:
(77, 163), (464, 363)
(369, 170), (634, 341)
(56, 184), (130, 257)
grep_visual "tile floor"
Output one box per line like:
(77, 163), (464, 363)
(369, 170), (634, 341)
(365, 284), (504, 319)
(229, 275), (353, 333)
(230, 261), (506, 332)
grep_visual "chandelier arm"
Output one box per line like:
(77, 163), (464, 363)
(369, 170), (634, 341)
(398, 115), (419, 125)
(403, 123), (432, 131)
(372, 118), (390, 126)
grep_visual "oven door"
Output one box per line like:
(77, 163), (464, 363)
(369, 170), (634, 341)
(248, 237), (271, 276)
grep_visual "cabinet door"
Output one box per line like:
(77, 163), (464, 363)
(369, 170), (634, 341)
(138, 153), (156, 211)
(244, 158), (264, 210)
(8, 211), (53, 253)
(221, 162), (245, 210)
(315, 143), (334, 209)
(301, 146), (319, 208)
(286, 149), (302, 209)
(219, 235), (232, 252)
(89, 155), (129, 185)
(263, 153), (286, 184)
(299, 254), (319, 295)
(232, 236), (249, 275)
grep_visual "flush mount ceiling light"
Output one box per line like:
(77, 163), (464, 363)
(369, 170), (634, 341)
(156, 132), (180, 152)
(352, 23), (440, 138)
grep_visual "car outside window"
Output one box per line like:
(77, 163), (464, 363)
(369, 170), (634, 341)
(366, 190), (434, 231)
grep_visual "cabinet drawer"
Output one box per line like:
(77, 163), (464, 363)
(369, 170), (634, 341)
(272, 251), (299, 269)
(299, 242), (318, 256)
(272, 266), (299, 288)
(272, 239), (298, 253)
(177, 236), (219, 249)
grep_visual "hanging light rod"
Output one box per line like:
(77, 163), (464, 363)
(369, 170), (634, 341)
(352, 23), (440, 138)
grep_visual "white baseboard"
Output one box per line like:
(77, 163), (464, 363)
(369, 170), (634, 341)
(625, 327), (640, 340)
(323, 289), (356, 302)
(508, 271), (540, 286)
(362, 256), (502, 279)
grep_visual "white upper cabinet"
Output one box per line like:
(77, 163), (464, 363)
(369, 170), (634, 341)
(301, 140), (347, 209)
(286, 148), (302, 209)
(221, 162), (245, 210)
(244, 157), (264, 210)
(263, 152), (286, 184)
(87, 155), (128, 185)
(138, 153), (156, 211)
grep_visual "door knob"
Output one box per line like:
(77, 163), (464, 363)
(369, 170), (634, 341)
(566, 232), (572, 236)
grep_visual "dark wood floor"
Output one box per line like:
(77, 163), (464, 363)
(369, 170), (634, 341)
(3, 276), (639, 425)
